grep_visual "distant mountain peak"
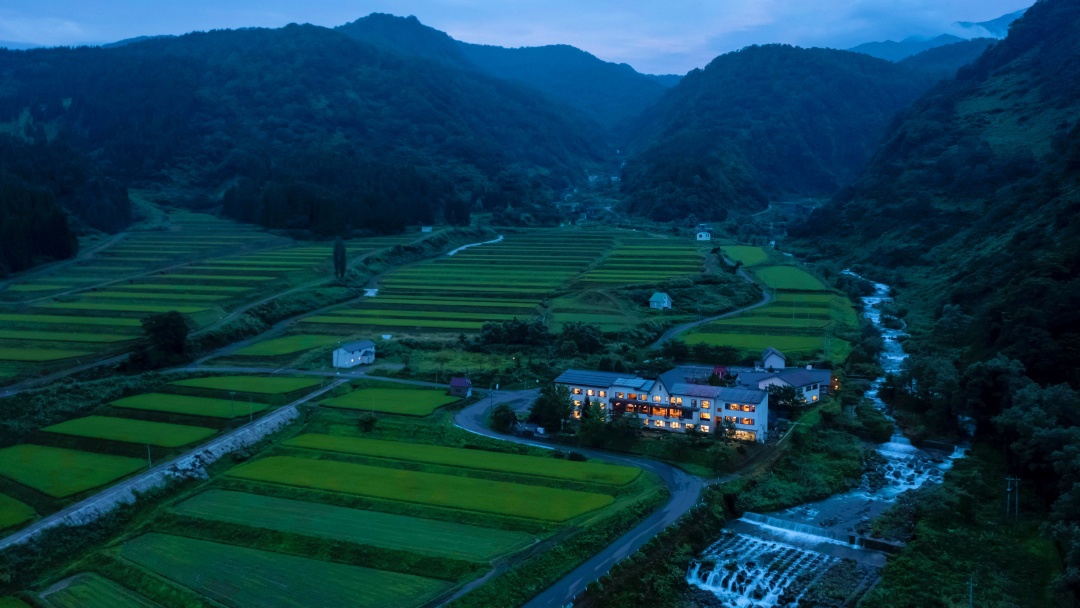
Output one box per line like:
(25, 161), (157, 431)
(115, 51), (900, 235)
(954, 8), (1029, 38)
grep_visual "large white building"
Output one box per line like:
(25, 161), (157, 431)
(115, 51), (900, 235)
(555, 367), (770, 442)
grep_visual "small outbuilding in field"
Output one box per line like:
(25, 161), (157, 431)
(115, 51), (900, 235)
(696, 230), (711, 241)
(449, 376), (473, 398)
(332, 339), (376, 369)
(649, 292), (673, 310)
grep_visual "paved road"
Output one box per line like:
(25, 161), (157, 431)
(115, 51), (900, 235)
(0, 378), (347, 550)
(453, 395), (710, 608)
(650, 264), (772, 348)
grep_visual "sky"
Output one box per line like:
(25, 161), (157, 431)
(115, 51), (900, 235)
(0, 0), (1034, 74)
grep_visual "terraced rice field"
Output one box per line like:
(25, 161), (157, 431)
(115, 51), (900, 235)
(0, 348), (92, 361)
(721, 245), (769, 267)
(120, 533), (450, 608)
(110, 393), (271, 419)
(39, 574), (158, 608)
(0, 493), (35, 530)
(232, 335), (340, 357)
(754, 266), (827, 291)
(169, 375), (321, 394)
(174, 490), (534, 561)
(320, 387), (460, 416)
(42, 416), (216, 447)
(0, 445), (144, 498)
(0, 330), (136, 343)
(576, 235), (703, 287)
(299, 232), (611, 333)
(228, 456), (614, 522)
(287, 435), (641, 485)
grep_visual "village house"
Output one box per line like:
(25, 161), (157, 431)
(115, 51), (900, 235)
(332, 339), (376, 368)
(449, 376), (473, 398)
(733, 348), (832, 405)
(649, 292), (673, 310)
(696, 222), (712, 241)
(555, 366), (769, 442)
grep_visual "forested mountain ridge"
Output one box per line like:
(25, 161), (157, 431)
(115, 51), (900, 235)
(791, 1), (1080, 597)
(898, 38), (998, 80)
(620, 45), (941, 221)
(0, 23), (611, 236)
(337, 13), (672, 135)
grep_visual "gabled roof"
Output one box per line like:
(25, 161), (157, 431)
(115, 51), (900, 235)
(658, 365), (716, 391)
(650, 292), (670, 302)
(613, 377), (654, 392)
(762, 347), (785, 361)
(670, 383), (767, 403)
(449, 377), (471, 387)
(339, 340), (375, 352)
(737, 368), (831, 389)
(555, 369), (626, 388)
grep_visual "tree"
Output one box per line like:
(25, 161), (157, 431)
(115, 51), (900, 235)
(528, 384), (574, 433)
(333, 237), (346, 279)
(767, 384), (800, 416)
(142, 311), (190, 357)
(720, 417), (738, 443)
(579, 399), (607, 447)
(490, 404), (518, 433)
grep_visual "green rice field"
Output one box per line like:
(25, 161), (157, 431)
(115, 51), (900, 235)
(754, 266), (827, 291)
(232, 335), (340, 356)
(0, 445), (144, 498)
(0, 330), (135, 343)
(173, 490), (534, 561)
(0, 493), (35, 530)
(0, 348), (93, 362)
(120, 533), (450, 608)
(320, 388), (459, 416)
(228, 456), (614, 522)
(39, 303), (210, 314)
(42, 416), (216, 447)
(0, 314), (142, 327)
(577, 236), (703, 286)
(287, 435), (640, 486)
(721, 245), (769, 267)
(39, 574), (159, 608)
(110, 393), (270, 419)
(169, 375), (321, 394)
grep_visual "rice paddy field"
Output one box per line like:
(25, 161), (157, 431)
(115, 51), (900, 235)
(0, 445), (145, 498)
(320, 387), (460, 416)
(682, 247), (856, 362)
(38, 574), (159, 608)
(0, 223), (423, 384)
(575, 235), (704, 287)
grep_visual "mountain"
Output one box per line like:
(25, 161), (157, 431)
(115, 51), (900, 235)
(619, 45), (939, 221)
(955, 8), (1028, 38)
(795, 0), (1080, 388)
(102, 35), (176, 48)
(0, 24), (610, 236)
(336, 13), (670, 135)
(849, 34), (966, 61)
(335, 14), (471, 67)
(898, 38), (997, 80)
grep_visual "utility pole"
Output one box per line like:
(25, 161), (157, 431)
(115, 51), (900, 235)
(1006, 476), (1020, 519)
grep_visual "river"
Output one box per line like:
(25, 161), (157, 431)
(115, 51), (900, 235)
(685, 275), (966, 607)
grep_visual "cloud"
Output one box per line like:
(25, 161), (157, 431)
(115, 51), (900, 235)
(0, 13), (86, 46)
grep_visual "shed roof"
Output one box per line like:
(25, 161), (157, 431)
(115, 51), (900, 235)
(449, 377), (471, 387)
(762, 347), (786, 361)
(650, 292), (670, 302)
(339, 340), (375, 352)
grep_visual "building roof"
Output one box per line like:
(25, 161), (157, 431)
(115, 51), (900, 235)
(555, 369), (627, 388)
(761, 347), (786, 361)
(669, 383), (767, 403)
(449, 377), (471, 387)
(659, 365), (716, 390)
(339, 340), (375, 352)
(613, 377), (655, 392)
(650, 292), (670, 302)
(737, 368), (831, 388)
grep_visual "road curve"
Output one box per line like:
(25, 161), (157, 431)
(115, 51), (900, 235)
(650, 264), (772, 349)
(453, 394), (707, 608)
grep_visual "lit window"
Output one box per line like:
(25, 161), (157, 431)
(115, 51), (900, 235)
(740, 417), (754, 425)
(675, 398), (683, 405)
(574, 400), (582, 407)
(725, 416), (737, 423)
(573, 410), (582, 419)
(728, 403), (739, 410)
(671, 422), (681, 429)
(586, 389), (594, 396)
(702, 400), (710, 408)
(812, 395), (818, 401)
(654, 420), (664, 428)
(686, 424), (695, 431)
(733, 430), (757, 441)
(653, 395), (661, 402)
(629, 393), (638, 400)
(599, 391), (606, 397)
(573, 388), (582, 395)
(700, 425), (710, 433)
(700, 412), (711, 420)
(742, 405), (755, 412)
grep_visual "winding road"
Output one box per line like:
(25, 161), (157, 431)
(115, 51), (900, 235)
(650, 263), (772, 348)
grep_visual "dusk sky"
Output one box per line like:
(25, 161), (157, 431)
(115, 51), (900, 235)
(0, 0), (1034, 74)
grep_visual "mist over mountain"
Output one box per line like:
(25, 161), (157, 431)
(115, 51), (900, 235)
(619, 45), (940, 221)
(955, 8), (1029, 38)
(797, 0), (1080, 387)
(850, 34), (967, 62)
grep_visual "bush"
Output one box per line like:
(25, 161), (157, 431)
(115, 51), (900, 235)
(567, 452), (587, 462)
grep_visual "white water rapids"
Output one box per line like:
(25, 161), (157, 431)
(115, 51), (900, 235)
(687, 274), (966, 607)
